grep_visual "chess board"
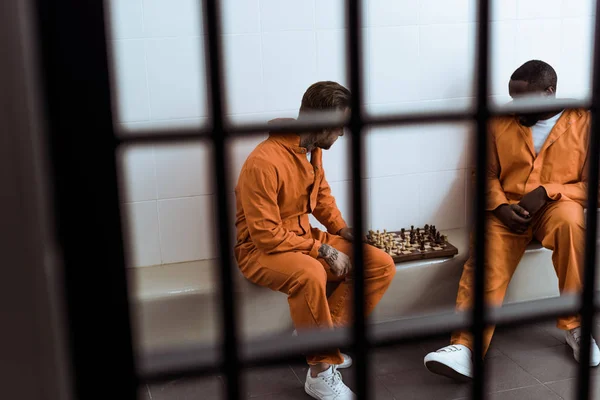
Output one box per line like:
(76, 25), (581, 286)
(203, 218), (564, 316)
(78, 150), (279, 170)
(365, 224), (458, 263)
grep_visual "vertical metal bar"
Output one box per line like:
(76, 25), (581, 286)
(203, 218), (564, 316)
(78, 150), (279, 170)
(575, 2), (600, 399)
(346, 0), (368, 398)
(472, 0), (491, 398)
(202, 1), (241, 399)
(30, 0), (138, 398)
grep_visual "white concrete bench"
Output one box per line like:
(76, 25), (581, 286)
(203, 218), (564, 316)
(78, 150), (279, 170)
(129, 225), (583, 354)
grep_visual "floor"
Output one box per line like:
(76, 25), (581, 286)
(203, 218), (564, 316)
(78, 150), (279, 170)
(139, 320), (600, 399)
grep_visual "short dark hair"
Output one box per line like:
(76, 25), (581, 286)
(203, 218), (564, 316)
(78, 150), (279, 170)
(510, 60), (557, 91)
(299, 81), (351, 115)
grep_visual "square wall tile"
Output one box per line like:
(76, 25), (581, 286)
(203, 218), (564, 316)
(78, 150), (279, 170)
(158, 196), (217, 263)
(369, 174), (421, 231)
(364, 26), (420, 104)
(491, 0), (517, 20)
(142, 0), (203, 37)
(154, 142), (212, 199)
(227, 109), (299, 126)
(222, 0), (260, 34)
(561, 0), (596, 18)
(118, 145), (157, 203)
(560, 17), (594, 98)
(260, 0), (315, 32)
(365, 126), (421, 178)
(228, 134), (267, 188)
(316, 29), (347, 87)
(262, 31), (317, 110)
(517, 0), (563, 19)
(419, 23), (475, 100)
(416, 122), (472, 173)
(322, 135), (351, 183)
(145, 37), (207, 120)
(119, 118), (207, 133)
(418, 169), (466, 230)
(420, 0), (474, 24)
(316, 0), (346, 30)
(311, 179), (370, 230)
(223, 34), (264, 115)
(490, 21), (518, 96)
(110, 39), (150, 123)
(364, 0), (419, 27)
(106, 0), (144, 39)
(123, 201), (162, 267)
(515, 20), (562, 71)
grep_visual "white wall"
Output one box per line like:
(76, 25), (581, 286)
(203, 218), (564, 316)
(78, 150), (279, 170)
(108, 0), (596, 267)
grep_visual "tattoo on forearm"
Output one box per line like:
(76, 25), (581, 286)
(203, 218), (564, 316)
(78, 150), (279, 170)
(318, 244), (339, 264)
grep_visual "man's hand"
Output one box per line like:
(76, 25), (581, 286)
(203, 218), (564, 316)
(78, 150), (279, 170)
(518, 186), (550, 216)
(318, 244), (352, 276)
(337, 227), (354, 242)
(493, 204), (531, 233)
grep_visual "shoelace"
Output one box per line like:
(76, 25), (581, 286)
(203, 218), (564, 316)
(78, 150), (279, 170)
(438, 345), (462, 353)
(572, 329), (582, 345)
(324, 366), (350, 394)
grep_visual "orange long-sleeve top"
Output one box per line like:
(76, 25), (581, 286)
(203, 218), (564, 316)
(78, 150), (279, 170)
(486, 108), (590, 211)
(234, 119), (348, 268)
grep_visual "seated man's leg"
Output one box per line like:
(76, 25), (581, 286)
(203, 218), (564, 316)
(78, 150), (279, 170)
(451, 213), (531, 356)
(312, 228), (396, 327)
(243, 251), (344, 366)
(425, 213), (531, 381)
(532, 200), (600, 366)
(533, 200), (584, 330)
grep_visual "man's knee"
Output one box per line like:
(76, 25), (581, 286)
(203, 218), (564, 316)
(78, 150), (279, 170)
(366, 248), (396, 280)
(554, 210), (585, 237)
(296, 263), (327, 290)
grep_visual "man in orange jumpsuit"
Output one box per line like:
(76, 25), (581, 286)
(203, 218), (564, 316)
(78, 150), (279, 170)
(424, 60), (599, 381)
(234, 81), (396, 399)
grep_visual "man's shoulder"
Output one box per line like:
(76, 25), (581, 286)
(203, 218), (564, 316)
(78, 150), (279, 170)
(488, 115), (518, 138)
(243, 140), (282, 173)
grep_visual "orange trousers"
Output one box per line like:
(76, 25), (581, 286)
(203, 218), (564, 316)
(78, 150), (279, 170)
(451, 200), (585, 356)
(240, 227), (395, 365)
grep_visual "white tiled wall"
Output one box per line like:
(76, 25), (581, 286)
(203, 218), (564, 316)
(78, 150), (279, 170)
(108, 0), (596, 266)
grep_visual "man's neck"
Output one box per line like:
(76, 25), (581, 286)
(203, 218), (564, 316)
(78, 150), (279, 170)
(538, 109), (563, 121)
(299, 133), (318, 152)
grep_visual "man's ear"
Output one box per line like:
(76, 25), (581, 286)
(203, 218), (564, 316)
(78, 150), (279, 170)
(545, 85), (556, 95)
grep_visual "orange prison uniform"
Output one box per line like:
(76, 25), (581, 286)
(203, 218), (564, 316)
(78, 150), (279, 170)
(234, 120), (395, 365)
(452, 109), (590, 356)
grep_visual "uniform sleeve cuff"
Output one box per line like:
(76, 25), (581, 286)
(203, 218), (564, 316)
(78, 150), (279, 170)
(309, 239), (322, 259)
(486, 197), (509, 212)
(540, 184), (563, 201)
(328, 218), (348, 235)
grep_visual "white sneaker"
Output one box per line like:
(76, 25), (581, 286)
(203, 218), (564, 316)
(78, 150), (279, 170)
(293, 329), (352, 369)
(338, 353), (353, 369)
(566, 327), (600, 367)
(305, 366), (356, 400)
(424, 344), (473, 381)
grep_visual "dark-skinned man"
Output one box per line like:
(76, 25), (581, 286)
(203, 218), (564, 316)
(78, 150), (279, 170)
(424, 60), (598, 381)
